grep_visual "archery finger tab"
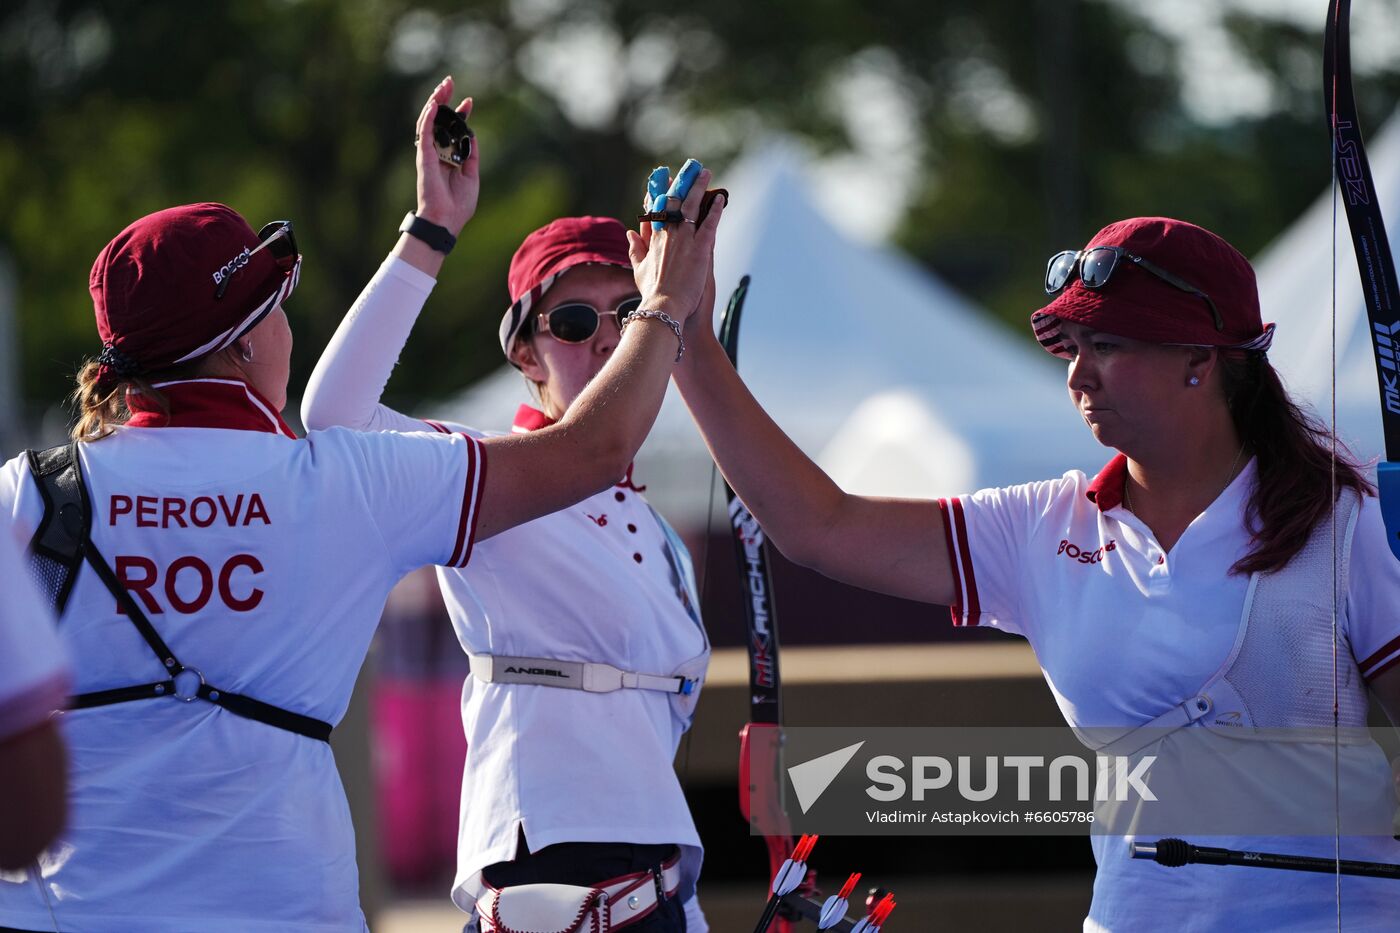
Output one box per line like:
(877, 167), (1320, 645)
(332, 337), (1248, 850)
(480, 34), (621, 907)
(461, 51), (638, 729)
(698, 188), (727, 227)
(649, 192), (671, 231)
(647, 166), (671, 204)
(647, 167), (672, 230)
(668, 158), (703, 200)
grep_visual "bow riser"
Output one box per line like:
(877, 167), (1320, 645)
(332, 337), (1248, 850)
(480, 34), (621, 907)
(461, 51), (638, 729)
(718, 275), (806, 933)
(1326, 0), (1400, 560)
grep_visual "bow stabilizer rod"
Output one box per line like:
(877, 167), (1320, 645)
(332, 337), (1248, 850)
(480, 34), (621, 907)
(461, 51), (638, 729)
(1132, 838), (1400, 880)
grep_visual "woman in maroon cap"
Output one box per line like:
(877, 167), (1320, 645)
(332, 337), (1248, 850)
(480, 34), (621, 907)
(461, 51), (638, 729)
(303, 180), (721, 927)
(0, 77), (718, 933)
(669, 216), (1400, 930)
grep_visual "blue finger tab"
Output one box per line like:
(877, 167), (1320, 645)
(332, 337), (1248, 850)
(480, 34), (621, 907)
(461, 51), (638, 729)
(649, 194), (670, 231)
(647, 166), (671, 230)
(667, 158), (702, 201)
(646, 166), (671, 205)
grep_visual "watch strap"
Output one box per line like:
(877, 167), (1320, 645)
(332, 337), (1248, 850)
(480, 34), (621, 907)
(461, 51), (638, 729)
(399, 212), (457, 254)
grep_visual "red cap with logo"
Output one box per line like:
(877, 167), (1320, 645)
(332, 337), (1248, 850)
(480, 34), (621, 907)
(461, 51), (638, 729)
(1030, 216), (1274, 359)
(89, 202), (300, 385)
(498, 216), (632, 363)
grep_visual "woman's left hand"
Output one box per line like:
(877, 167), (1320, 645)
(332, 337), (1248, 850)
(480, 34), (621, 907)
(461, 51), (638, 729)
(414, 76), (479, 237)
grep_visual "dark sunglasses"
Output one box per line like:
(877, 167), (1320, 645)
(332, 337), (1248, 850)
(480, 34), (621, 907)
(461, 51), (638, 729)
(529, 295), (643, 343)
(1044, 246), (1224, 331)
(214, 220), (300, 300)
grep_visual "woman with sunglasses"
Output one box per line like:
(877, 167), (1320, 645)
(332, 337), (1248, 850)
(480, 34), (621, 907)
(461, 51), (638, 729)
(0, 77), (719, 933)
(669, 216), (1400, 930)
(303, 198), (720, 928)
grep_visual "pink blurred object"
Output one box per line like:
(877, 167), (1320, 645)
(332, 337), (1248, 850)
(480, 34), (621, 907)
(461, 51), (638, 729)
(370, 568), (468, 885)
(371, 677), (466, 884)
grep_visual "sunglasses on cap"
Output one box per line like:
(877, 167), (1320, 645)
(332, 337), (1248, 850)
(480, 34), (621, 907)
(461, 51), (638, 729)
(214, 221), (300, 300)
(527, 295), (643, 344)
(1044, 246), (1224, 331)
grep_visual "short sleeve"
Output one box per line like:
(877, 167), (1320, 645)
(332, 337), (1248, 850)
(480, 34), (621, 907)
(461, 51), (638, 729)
(0, 521), (68, 741)
(1348, 496), (1400, 683)
(936, 476), (1077, 635)
(331, 427), (488, 573)
(0, 453), (38, 530)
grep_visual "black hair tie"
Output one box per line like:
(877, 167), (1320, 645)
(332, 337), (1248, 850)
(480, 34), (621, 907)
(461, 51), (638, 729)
(97, 343), (140, 377)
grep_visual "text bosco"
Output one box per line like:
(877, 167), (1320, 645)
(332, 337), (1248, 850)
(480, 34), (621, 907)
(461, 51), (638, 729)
(1056, 538), (1116, 565)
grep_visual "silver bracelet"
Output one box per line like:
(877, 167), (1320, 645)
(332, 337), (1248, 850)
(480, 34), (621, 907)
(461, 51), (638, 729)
(621, 309), (685, 362)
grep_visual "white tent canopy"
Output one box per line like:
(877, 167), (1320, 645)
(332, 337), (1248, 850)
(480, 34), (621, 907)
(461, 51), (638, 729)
(444, 145), (1104, 526)
(1253, 114), (1400, 466)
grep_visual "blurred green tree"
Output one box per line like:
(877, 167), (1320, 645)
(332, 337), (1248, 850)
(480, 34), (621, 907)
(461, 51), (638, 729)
(1, 0), (1396, 424)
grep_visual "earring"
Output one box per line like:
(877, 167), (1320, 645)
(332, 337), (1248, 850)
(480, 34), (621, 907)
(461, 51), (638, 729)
(242, 345), (254, 363)
(1188, 376), (1199, 386)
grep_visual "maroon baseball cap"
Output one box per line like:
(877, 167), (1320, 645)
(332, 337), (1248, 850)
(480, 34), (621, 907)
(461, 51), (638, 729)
(1030, 217), (1274, 359)
(89, 203), (300, 381)
(498, 216), (632, 362)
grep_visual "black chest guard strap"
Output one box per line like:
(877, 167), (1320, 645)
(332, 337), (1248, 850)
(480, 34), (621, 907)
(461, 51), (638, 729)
(24, 443), (332, 743)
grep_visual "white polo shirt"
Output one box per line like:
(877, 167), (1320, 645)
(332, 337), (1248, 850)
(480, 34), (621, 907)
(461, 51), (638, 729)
(424, 406), (708, 912)
(939, 454), (1400, 931)
(299, 257), (710, 915)
(0, 378), (485, 933)
(0, 521), (67, 742)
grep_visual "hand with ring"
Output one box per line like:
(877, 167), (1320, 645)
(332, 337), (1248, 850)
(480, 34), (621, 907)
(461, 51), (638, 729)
(627, 163), (726, 326)
(639, 161), (705, 228)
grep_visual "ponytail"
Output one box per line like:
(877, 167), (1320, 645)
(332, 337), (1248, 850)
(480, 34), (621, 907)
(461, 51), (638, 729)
(70, 357), (207, 442)
(1222, 353), (1374, 575)
(71, 360), (133, 441)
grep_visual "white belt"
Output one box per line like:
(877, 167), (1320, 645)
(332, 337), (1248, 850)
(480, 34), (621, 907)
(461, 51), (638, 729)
(477, 855), (682, 933)
(469, 653), (700, 696)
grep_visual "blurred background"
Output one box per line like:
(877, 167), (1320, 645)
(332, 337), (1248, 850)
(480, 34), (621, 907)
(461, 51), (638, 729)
(4, 0), (1399, 929)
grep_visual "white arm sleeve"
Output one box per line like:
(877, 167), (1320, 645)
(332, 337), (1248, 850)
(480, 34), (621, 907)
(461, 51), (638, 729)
(301, 255), (441, 434)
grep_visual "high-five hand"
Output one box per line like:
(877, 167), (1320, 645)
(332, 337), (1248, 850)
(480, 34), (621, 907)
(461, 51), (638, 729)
(627, 166), (725, 324)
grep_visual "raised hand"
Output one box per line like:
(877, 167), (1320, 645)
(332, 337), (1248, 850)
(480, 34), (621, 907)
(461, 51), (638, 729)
(414, 76), (479, 236)
(626, 166), (725, 324)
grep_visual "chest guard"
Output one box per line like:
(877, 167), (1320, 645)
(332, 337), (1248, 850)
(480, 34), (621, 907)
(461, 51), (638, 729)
(1079, 490), (1368, 756)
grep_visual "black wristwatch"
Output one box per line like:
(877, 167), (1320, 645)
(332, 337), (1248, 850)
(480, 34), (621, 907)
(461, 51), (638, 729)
(399, 212), (457, 254)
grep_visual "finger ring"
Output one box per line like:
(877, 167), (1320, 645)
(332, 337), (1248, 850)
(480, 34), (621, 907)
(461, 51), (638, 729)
(682, 218), (697, 225)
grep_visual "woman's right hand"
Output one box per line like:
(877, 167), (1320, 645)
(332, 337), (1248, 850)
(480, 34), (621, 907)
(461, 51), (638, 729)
(626, 167), (725, 323)
(413, 76), (479, 237)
